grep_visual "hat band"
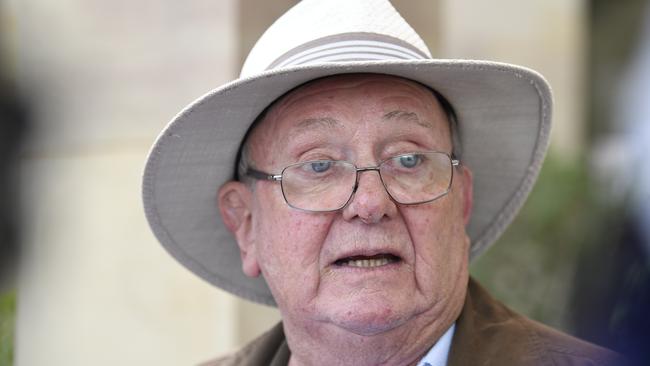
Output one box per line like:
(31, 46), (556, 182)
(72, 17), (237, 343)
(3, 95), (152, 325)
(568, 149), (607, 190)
(267, 32), (429, 70)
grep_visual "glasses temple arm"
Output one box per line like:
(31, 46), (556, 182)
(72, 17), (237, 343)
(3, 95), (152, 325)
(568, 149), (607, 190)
(246, 168), (282, 181)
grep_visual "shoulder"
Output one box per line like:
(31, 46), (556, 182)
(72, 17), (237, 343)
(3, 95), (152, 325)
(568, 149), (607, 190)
(199, 323), (287, 366)
(449, 278), (625, 366)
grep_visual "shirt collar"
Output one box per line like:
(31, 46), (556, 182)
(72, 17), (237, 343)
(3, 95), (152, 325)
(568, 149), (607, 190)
(417, 323), (456, 366)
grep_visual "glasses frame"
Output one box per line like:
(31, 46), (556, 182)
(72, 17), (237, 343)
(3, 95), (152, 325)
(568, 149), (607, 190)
(245, 151), (460, 212)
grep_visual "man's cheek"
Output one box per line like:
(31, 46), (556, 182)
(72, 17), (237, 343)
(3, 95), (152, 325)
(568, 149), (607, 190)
(404, 205), (448, 238)
(265, 214), (330, 257)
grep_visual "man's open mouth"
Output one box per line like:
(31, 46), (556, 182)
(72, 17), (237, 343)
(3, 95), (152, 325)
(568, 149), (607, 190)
(333, 254), (401, 268)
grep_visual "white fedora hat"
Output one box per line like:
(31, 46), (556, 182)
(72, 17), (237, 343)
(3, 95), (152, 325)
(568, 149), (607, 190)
(143, 0), (552, 306)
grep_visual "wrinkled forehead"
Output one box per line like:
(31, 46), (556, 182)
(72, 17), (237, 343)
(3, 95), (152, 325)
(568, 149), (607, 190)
(265, 74), (439, 122)
(238, 73), (453, 168)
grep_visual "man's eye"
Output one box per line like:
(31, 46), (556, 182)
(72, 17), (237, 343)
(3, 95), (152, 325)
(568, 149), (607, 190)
(310, 161), (332, 173)
(398, 154), (420, 168)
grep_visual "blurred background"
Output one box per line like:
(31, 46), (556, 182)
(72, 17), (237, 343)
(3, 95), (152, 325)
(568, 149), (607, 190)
(0, 0), (649, 365)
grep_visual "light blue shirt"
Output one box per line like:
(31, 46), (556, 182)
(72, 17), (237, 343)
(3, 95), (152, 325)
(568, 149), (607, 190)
(417, 324), (455, 366)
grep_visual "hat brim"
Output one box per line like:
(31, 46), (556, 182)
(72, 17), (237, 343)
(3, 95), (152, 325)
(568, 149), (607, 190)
(142, 59), (552, 306)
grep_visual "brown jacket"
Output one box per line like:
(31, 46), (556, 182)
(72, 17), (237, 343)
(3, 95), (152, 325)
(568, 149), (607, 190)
(206, 278), (624, 365)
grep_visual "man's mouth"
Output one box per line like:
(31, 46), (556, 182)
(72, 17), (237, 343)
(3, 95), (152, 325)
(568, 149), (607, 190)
(334, 254), (401, 268)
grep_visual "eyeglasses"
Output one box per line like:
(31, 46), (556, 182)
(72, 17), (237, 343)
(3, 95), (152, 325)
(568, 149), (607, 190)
(245, 151), (460, 212)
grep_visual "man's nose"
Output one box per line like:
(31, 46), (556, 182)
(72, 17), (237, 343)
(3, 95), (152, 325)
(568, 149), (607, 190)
(342, 169), (397, 224)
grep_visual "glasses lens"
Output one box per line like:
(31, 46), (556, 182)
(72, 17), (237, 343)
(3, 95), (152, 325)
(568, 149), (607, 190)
(380, 152), (453, 204)
(281, 160), (356, 211)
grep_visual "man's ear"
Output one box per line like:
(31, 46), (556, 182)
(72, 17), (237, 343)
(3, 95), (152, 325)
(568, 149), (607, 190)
(460, 166), (474, 226)
(217, 181), (260, 278)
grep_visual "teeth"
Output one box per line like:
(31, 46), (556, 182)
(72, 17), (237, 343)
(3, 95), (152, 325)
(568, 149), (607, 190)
(345, 258), (391, 268)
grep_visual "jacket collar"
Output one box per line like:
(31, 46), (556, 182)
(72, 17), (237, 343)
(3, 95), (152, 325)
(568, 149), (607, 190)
(448, 278), (548, 366)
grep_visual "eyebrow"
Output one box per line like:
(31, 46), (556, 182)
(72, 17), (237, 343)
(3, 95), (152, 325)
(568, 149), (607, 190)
(297, 117), (341, 129)
(288, 117), (343, 140)
(382, 110), (433, 129)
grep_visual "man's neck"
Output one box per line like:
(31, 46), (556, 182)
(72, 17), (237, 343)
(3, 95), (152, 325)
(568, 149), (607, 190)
(283, 304), (461, 366)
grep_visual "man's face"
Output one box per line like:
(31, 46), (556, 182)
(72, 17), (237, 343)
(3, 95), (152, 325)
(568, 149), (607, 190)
(221, 74), (473, 336)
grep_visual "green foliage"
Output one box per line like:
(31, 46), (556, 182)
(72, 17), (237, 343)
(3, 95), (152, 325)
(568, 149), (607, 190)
(0, 290), (15, 366)
(470, 154), (604, 332)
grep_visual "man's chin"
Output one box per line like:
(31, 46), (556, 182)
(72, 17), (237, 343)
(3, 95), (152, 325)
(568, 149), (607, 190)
(330, 315), (409, 337)
(319, 296), (414, 336)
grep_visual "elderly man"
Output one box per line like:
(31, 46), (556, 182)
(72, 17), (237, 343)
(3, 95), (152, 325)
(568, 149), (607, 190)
(143, 1), (622, 365)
